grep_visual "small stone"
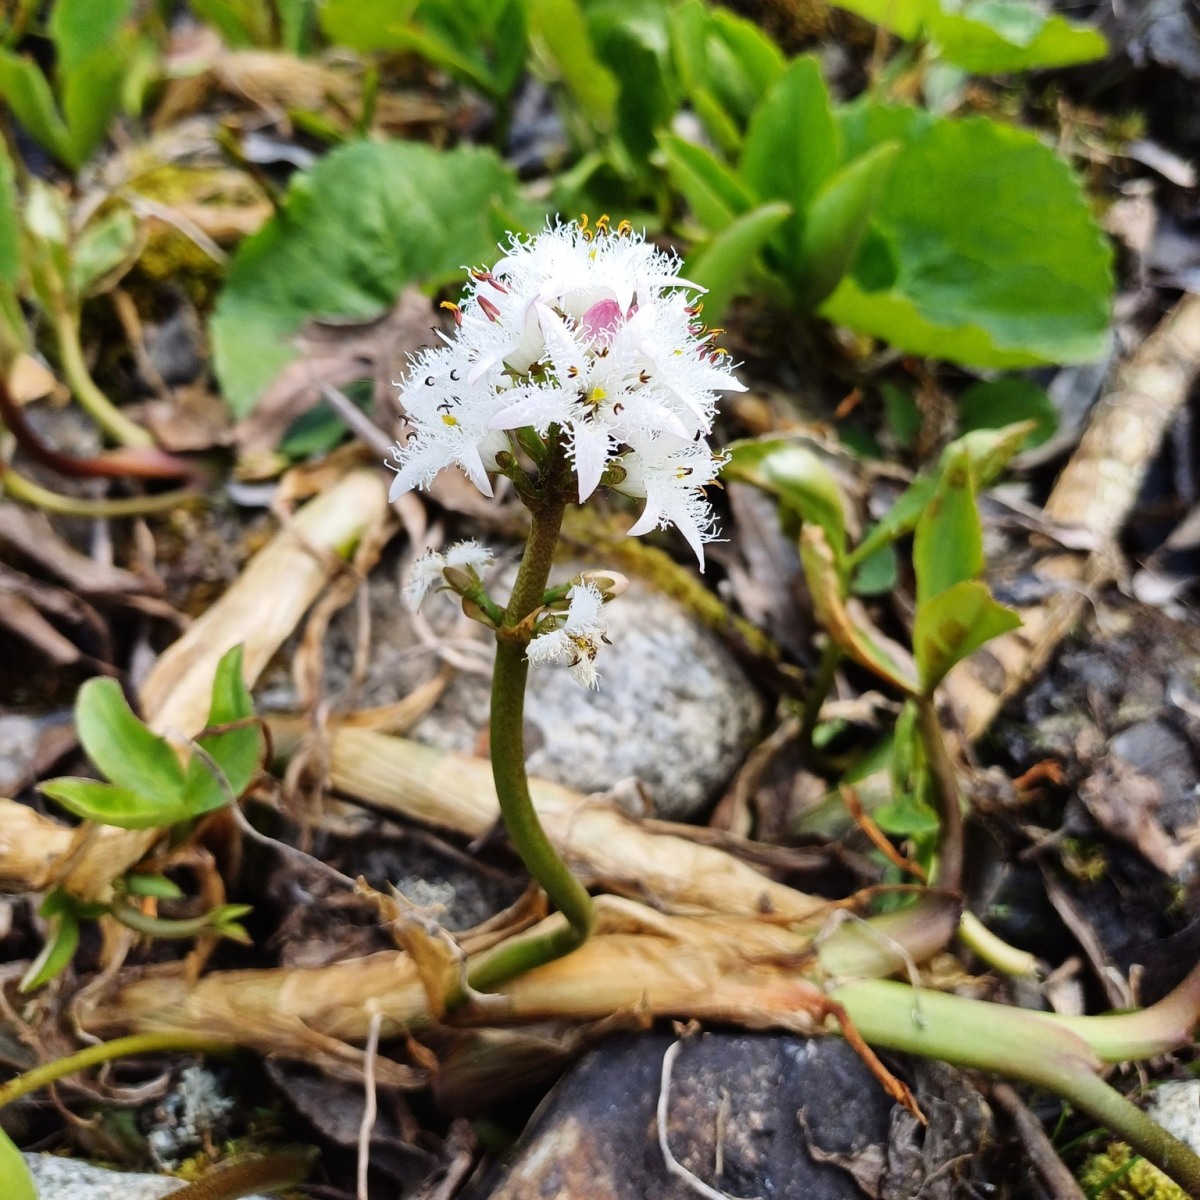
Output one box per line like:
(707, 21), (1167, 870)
(23, 1154), (270, 1200)
(411, 573), (766, 823)
(1147, 1081), (1200, 1153)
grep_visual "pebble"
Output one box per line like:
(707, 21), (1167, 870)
(23, 1154), (269, 1200)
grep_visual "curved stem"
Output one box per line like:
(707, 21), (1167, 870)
(465, 465), (594, 995)
(0, 1032), (224, 1109)
(54, 307), (153, 449)
(914, 695), (963, 894)
(0, 462), (198, 516)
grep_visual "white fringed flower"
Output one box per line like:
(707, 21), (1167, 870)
(387, 217), (745, 567)
(404, 539), (495, 609)
(526, 583), (608, 689)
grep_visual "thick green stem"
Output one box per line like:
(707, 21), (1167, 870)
(0, 1033), (224, 1109)
(832, 979), (1200, 1196)
(54, 307), (153, 448)
(466, 472), (594, 995)
(914, 695), (963, 893)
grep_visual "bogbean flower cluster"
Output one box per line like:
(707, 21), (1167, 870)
(388, 217), (744, 567)
(390, 217), (744, 687)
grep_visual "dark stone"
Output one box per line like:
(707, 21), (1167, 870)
(465, 1032), (993, 1200)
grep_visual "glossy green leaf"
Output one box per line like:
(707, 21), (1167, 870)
(959, 377), (1056, 447)
(740, 56), (839, 219)
(527, 0), (618, 129)
(658, 134), (754, 232)
(50, 0), (133, 72)
(933, 3), (1107, 73)
(60, 44), (132, 168)
(74, 678), (185, 800)
(822, 114), (1113, 368)
(184, 644), (263, 815)
(848, 419), (1034, 569)
(73, 207), (139, 298)
(0, 1127), (37, 1200)
(802, 525), (918, 694)
(683, 201), (791, 320)
(0, 141), (18, 288)
(212, 140), (532, 416)
(20, 894), (80, 992)
(914, 579), (1021, 692)
(0, 51), (72, 165)
(913, 448), (983, 606)
(41, 778), (192, 829)
(790, 140), (900, 310)
(125, 873), (185, 900)
(726, 438), (848, 568)
(828, 0), (1106, 73)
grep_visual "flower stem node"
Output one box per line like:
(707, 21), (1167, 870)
(526, 582), (611, 690)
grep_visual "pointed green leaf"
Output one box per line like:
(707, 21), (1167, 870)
(683, 201), (791, 320)
(125, 873), (185, 900)
(658, 133), (754, 232)
(20, 897), (80, 992)
(50, 0), (133, 72)
(527, 0), (618, 129)
(197, 644), (262, 797)
(790, 140), (900, 310)
(60, 45), (131, 169)
(726, 438), (848, 569)
(74, 678), (185, 799)
(915, 579), (1021, 693)
(930, 3), (1107, 73)
(41, 778), (192, 829)
(740, 56), (839, 214)
(0, 1127), (37, 1200)
(913, 447), (983, 606)
(0, 51), (72, 165)
(802, 525), (918, 694)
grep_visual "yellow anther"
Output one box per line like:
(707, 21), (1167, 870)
(441, 413), (459, 426)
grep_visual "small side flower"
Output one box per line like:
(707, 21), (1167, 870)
(526, 583), (608, 689)
(404, 540), (495, 610)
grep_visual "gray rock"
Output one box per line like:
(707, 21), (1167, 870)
(464, 1032), (993, 1200)
(411, 570), (765, 823)
(262, 551), (765, 824)
(23, 1154), (270, 1200)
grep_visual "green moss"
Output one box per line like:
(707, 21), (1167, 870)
(1080, 1143), (1187, 1200)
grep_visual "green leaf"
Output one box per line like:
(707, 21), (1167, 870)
(828, 0), (1106, 72)
(848, 419), (1034, 568)
(0, 141), (18, 289)
(212, 140), (532, 417)
(191, 0), (275, 47)
(658, 134), (755, 232)
(20, 893), (80, 992)
(740, 56), (839, 217)
(682, 201), (791, 320)
(914, 579), (1021, 692)
(959, 377), (1056, 447)
(183, 644), (263, 815)
(41, 778), (192, 829)
(50, 0), (133, 72)
(59, 44), (132, 168)
(851, 543), (897, 596)
(124, 872), (185, 899)
(725, 438), (848, 569)
(0, 51), (72, 165)
(821, 113), (1113, 368)
(913, 448), (983, 606)
(74, 677), (186, 799)
(73, 206), (140, 298)
(527, 0), (618, 129)
(0, 1126), (37, 1200)
(801, 525), (918, 694)
(933, 6), (1106, 73)
(789, 140), (900, 310)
